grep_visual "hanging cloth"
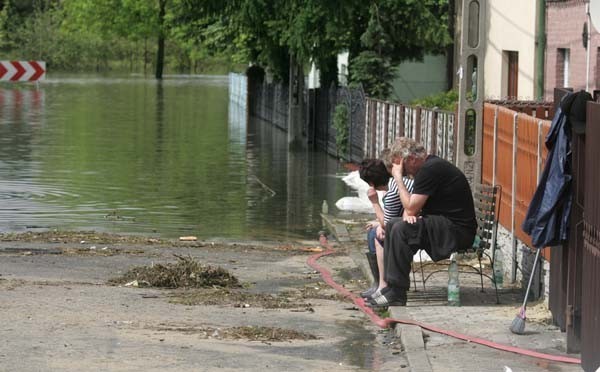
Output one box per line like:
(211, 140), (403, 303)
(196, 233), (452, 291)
(522, 91), (592, 248)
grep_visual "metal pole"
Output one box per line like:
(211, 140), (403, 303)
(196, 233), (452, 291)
(492, 106), (499, 186)
(511, 113), (519, 283)
(586, 3), (591, 92)
(535, 0), (546, 100)
(537, 120), (543, 185)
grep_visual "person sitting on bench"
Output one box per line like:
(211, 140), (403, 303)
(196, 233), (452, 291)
(359, 153), (413, 301)
(369, 137), (476, 307)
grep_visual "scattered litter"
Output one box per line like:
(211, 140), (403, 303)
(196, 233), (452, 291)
(301, 247), (323, 253)
(153, 325), (317, 342)
(504, 367), (513, 372)
(337, 219), (360, 225)
(179, 236), (197, 241)
(125, 280), (139, 287)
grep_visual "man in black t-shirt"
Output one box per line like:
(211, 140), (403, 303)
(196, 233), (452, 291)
(368, 137), (476, 307)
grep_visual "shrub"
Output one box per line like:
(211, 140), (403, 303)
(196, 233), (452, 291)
(411, 90), (458, 112)
(333, 104), (350, 159)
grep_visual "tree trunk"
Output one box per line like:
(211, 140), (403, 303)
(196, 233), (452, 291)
(144, 38), (148, 76)
(155, 0), (167, 79)
(318, 55), (338, 89)
(288, 54), (306, 150)
(446, 0), (457, 91)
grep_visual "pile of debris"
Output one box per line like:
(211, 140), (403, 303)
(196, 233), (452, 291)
(110, 255), (240, 288)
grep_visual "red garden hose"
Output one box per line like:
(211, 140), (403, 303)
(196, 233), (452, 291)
(308, 235), (581, 365)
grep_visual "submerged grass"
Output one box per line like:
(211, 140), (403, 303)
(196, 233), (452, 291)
(109, 255), (240, 288)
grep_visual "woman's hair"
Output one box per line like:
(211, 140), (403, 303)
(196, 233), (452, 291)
(359, 159), (390, 188)
(389, 137), (427, 160)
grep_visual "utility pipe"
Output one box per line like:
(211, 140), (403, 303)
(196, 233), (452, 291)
(511, 113), (519, 283)
(586, 3), (592, 92)
(536, 0), (546, 100)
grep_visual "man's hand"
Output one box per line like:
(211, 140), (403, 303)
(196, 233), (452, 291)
(391, 158), (403, 180)
(376, 224), (385, 240)
(403, 215), (419, 224)
(367, 187), (379, 204)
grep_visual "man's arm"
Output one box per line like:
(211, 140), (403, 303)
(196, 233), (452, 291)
(391, 161), (428, 216)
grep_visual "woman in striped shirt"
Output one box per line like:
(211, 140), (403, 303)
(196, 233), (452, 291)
(359, 155), (414, 302)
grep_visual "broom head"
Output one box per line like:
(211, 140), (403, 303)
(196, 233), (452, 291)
(510, 307), (526, 334)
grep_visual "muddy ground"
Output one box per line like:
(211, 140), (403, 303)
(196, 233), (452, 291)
(0, 232), (406, 371)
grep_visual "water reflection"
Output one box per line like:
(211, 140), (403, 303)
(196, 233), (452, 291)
(0, 75), (347, 240)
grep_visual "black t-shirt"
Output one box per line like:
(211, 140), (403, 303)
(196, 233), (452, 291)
(413, 155), (476, 233)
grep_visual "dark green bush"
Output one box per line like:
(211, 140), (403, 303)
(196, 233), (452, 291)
(411, 90), (458, 112)
(333, 104), (350, 159)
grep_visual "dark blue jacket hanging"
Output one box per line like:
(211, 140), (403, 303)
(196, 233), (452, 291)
(521, 103), (572, 248)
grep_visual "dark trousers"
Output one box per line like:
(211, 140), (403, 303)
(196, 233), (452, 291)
(384, 216), (474, 290)
(383, 218), (427, 290)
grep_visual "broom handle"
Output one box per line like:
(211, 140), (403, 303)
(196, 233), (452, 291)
(521, 248), (542, 309)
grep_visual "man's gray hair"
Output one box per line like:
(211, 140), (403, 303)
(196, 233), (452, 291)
(379, 148), (392, 170)
(389, 137), (427, 160)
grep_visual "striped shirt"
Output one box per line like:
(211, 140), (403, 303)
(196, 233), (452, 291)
(383, 177), (414, 225)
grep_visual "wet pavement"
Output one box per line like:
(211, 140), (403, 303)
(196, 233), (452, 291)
(0, 235), (406, 371)
(323, 211), (583, 372)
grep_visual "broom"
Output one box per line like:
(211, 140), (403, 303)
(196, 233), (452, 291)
(510, 248), (542, 335)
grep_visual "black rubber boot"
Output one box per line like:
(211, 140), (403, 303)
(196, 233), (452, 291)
(360, 252), (380, 298)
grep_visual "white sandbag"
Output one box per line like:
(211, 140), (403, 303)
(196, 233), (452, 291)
(337, 171), (385, 212)
(335, 197), (373, 213)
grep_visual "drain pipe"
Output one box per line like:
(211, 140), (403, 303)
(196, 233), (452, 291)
(536, 0), (546, 100)
(511, 113), (519, 283)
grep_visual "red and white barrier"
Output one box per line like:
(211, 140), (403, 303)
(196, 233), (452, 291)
(0, 61), (46, 82)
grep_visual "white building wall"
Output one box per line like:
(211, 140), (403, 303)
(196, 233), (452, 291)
(337, 52), (349, 86)
(484, 0), (538, 99)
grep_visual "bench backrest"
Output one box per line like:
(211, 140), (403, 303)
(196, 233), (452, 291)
(472, 184), (500, 253)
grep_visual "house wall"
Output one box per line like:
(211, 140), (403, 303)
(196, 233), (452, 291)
(484, 0), (539, 99)
(391, 55), (448, 103)
(545, 0), (600, 100)
(338, 52), (447, 102)
(337, 52), (350, 86)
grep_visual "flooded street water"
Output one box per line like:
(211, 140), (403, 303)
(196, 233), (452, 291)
(0, 75), (347, 240)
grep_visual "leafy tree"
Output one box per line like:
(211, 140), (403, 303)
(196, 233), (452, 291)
(350, 0), (452, 99)
(0, 1), (10, 52)
(176, 0), (358, 84)
(178, 0), (449, 97)
(62, 0), (167, 77)
(0, 0), (451, 86)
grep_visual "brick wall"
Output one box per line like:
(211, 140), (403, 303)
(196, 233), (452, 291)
(545, 0), (600, 99)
